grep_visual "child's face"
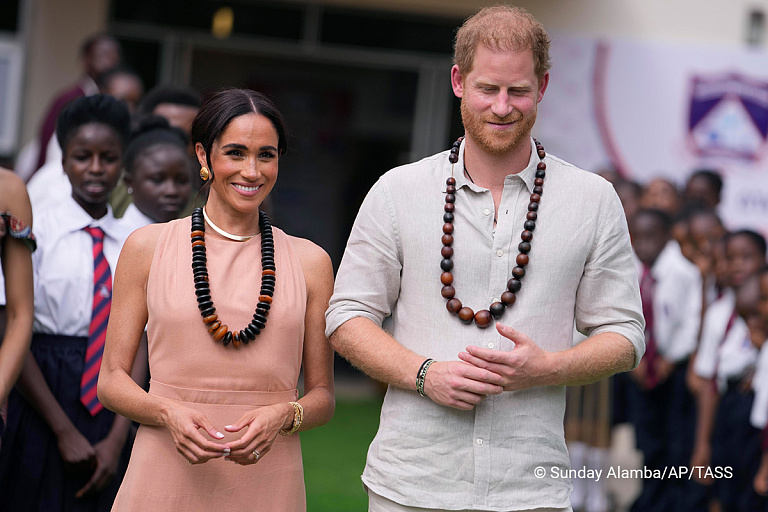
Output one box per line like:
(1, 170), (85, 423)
(739, 276), (765, 349)
(726, 234), (766, 287)
(685, 175), (719, 209)
(63, 123), (122, 216)
(631, 213), (669, 267)
(640, 179), (680, 215)
(125, 144), (192, 223)
(689, 214), (724, 262)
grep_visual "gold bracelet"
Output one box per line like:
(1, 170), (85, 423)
(279, 401), (303, 436)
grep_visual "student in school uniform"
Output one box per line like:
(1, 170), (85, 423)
(687, 209), (727, 301)
(751, 267), (768, 503)
(108, 84), (201, 219)
(684, 209), (727, 396)
(117, 115), (194, 234)
(0, 95), (140, 511)
(627, 208), (704, 512)
(692, 232), (767, 512)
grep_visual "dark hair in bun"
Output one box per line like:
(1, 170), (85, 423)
(124, 114), (189, 175)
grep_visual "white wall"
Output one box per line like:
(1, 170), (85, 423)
(19, 0), (109, 146)
(316, 0), (768, 46)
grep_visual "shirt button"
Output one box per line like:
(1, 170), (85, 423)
(496, 250), (503, 257)
(483, 208), (491, 216)
(488, 342), (495, 349)
(477, 438), (483, 445)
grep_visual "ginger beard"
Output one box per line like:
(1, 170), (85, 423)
(460, 93), (537, 157)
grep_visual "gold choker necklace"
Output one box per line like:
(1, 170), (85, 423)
(202, 207), (257, 242)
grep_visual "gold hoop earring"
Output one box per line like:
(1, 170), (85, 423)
(200, 167), (210, 181)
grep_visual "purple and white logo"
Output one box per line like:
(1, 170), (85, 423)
(688, 73), (768, 161)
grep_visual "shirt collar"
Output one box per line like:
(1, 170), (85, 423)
(59, 194), (119, 239)
(650, 240), (684, 278)
(122, 203), (155, 229)
(443, 137), (539, 194)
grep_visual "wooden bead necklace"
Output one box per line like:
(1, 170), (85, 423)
(440, 137), (547, 328)
(191, 207), (276, 347)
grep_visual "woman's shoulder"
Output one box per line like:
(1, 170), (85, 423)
(285, 234), (331, 266)
(284, 234), (333, 284)
(0, 168), (25, 196)
(120, 222), (169, 268)
(127, 217), (189, 247)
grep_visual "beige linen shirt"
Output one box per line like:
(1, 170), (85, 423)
(326, 138), (644, 511)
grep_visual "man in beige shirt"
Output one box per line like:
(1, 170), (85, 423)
(326, 6), (644, 511)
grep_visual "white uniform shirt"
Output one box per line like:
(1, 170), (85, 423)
(26, 155), (71, 218)
(635, 241), (702, 363)
(751, 341), (768, 428)
(32, 194), (132, 336)
(117, 203), (154, 235)
(695, 290), (757, 392)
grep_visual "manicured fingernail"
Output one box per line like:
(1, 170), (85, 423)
(223, 448), (231, 454)
(225, 425), (234, 430)
(215, 431), (224, 439)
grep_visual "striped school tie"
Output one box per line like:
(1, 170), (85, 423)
(81, 226), (111, 415)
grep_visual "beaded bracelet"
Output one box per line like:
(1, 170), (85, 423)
(416, 358), (435, 397)
(279, 401), (304, 436)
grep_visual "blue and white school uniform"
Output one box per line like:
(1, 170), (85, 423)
(0, 194), (132, 512)
(628, 241), (704, 512)
(695, 298), (763, 512)
(751, 341), (768, 430)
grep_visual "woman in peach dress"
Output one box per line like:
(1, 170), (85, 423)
(98, 89), (335, 511)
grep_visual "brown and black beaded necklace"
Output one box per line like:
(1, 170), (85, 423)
(191, 206), (275, 347)
(440, 136), (547, 328)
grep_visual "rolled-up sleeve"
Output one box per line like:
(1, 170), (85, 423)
(325, 176), (403, 338)
(574, 184), (645, 367)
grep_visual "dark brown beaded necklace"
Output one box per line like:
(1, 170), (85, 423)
(440, 137), (547, 328)
(191, 207), (275, 347)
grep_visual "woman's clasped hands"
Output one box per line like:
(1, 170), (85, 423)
(162, 401), (293, 465)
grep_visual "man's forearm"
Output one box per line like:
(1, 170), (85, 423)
(329, 317), (424, 390)
(550, 332), (636, 386)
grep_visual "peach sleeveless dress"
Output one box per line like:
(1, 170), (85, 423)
(112, 217), (307, 511)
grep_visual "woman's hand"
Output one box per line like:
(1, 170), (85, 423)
(57, 426), (96, 475)
(162, 402), (229, 464)
(223, 403), (294, 465)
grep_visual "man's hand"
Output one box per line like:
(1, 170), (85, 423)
(458, 323), (558, 391)
(423, 361), (504, 410)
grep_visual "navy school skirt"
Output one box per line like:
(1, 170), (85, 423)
(0, 333), (132, 512)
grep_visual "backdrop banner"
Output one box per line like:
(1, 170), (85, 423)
(536, 34), (768, 235)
